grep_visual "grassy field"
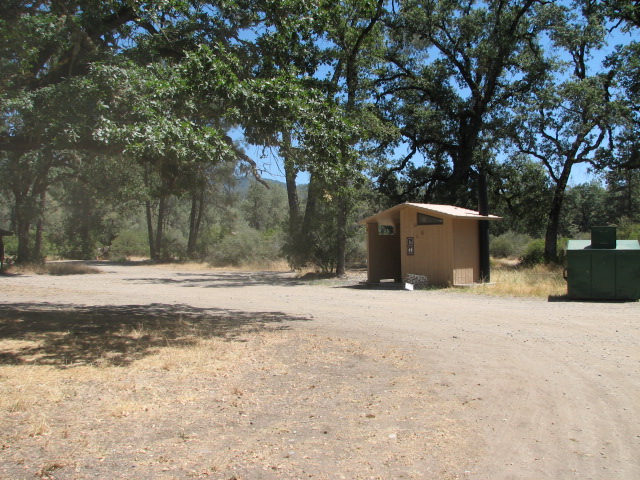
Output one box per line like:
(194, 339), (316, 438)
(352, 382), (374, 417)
(462, 260), (567, 298)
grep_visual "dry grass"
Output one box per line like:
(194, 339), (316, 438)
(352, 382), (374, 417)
(0, 305), (474, 480)
(463, 261), (566, 298)
(45, 262), (102, 276)
(6, 261), (101, 276)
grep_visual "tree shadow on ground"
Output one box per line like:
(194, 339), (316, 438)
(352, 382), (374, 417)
(84, 259), (155, 267)
(0, 302), (310, 367)
(123, 271), (307, 288)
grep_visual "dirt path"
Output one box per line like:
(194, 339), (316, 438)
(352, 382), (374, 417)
(1, 262), (639, 479)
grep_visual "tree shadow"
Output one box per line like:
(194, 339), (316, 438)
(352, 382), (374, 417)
(0, 302), (310, 367)
(125, 271), (306, 288)
(84, 259), (154, 267)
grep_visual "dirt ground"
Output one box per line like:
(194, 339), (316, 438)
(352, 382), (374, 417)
(0, 262), (638, 480)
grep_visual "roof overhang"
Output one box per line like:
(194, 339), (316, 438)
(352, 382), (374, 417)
(358, 203), (501, 226)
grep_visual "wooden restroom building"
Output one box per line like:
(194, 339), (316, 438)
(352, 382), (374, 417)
(359, 203), (501, 286)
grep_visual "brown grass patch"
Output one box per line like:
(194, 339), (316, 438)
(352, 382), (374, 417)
(45, 262), (101, 276)
(6, 261), (101, 276)
(0, 305), (476, 480)
(464, 263), (566, 298)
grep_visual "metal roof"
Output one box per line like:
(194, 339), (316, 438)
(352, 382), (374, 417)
(358, 203), (501, 225)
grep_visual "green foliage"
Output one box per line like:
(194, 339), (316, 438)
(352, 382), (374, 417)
(521, 238), (546, 266)
(605, 169), (640, 224)
(490, 156), (552, 237)
(241, 182), (288, 232)
(1, 0), (636, 270)
(109, 231), (150, 260)
(2, 235), (18, 257)
(505, 0), (623, 261)
(283, 194), (340, 273)
(617, 220), (640, 242)
(346, 226), (367, 266)
(208, 226), (283, 268)
(378, 0), (545, 203)
(521, 238), (567, 265)
(560, 181), (609, 237)
(490, 232), (533, 259)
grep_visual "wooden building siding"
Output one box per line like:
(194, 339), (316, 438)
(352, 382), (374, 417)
(400, 207), (454, 285)
(366, 222), (401, 282)
(360, 203), (500, 286)
(452, 219), (480, 284)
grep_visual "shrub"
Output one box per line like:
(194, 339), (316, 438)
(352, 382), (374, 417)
(521, 238), (546, 266)
(109, 230), (149, 260)
(2, 235), (18, 256)
(208, 226), (284, 268)
(346, 231), (367, 267)
(1, 233), (58, 260)
(521, 237), (567, 265)
(490, 232), (532, 258)
(617, 220), (640, 242)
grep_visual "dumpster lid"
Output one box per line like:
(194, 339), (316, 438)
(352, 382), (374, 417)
(567, 239), (640, 251)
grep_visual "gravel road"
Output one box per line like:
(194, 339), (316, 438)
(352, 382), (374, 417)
(1, 262), (638, 479)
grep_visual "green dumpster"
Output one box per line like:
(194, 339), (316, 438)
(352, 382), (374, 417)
(564, 227), (640, 300)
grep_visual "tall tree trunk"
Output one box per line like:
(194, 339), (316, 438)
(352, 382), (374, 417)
(187, 186), (205, 258)
(143, 163), (157, 260)
(15, 210), (31, 263)
(33, 190), (47, 260)
(194, 188), (205, 253)
(477, 172), (490, 282)
(282, 131), (304, 268)
(78, 189), (94, 259)
(286, 172), (321, 268)
(335, 193), (348, 276)
(282, 131), (300, 234)
(14, 190), (32, 263)
(145, 200), (156, 260)
(335, 151), (349, 276)
(302, 173), (319, 237)
(187, 191), (198, 258)
(545, 164), (572, 262)
(155, 192), (166, 259)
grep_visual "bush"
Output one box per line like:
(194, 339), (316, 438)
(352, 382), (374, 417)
(1, 233), (58, 260)
(208, 226), (284, 268)
(2, 235), (18, 256)
(521, 238), (546, 266)
(617, 220), (640, 242)
(490, 232), (532, 258)
(109, 230), (149, 260)
(346, 230), (367, 267)
(521, 237), (567, 265)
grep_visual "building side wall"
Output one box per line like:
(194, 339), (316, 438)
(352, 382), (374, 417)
(400, 207), (454, 285)
(366, 223), (401, 282)
(452, 219), (480, 284)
